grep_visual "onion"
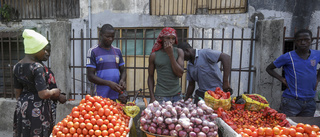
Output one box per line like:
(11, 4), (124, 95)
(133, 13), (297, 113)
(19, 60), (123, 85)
(189, 131), (197, 137)
(170, 130), (178, 136)
(180, 113), (186, 118)
(209, 128), (215, 132)
(140, 117), (147, 125)
(165, 118), (173, 125)
(141, 111), (145, 116)
(209, 113), (218, 120)
(179, 118), (191, 129)
(159, 123), (166, 129)
(202, 120), (209, 126)
(162, 129), (169, 135)
(143, 124), (148, 131)
(207, 131), (218, 137)
(208, 122), (216, 128)
(175, 124), (182, 131)
(165, 101), (172, 106)
(202, 126), (210, 133)
(186, 126), (193, 132)
(175, 106), (182, 113)
(190, 117), (195, 123)
(157, 117), (164, 124)
(205, 106), (214, 113)
(148, 126), (156, 134)
(197, 100), (205, 106)
(194, 127), (200, 133)
(178, 130), (187, 137)
(198, 132), (207, 137)
(152, 117), (157, 123)
(155, 110), (161, 117)
(150, 122), (157, 128)
(197, 108), (204, 115)
(191, 109), (197, 117)
(164, 111), (172, 117)
(166, 105), (173, 111)
(146, 119), (151, 124)
(182, 108), (189, 114)
(172, 117), (178, 123)
(156, 128), (162, 135)
(168, 123), (175, 130)
(171, 109), (177, 116)
(195, 118), (202, 125)
(153, 100), (160, 107)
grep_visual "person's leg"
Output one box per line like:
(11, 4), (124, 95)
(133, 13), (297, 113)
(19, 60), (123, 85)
(279, 97), (302, 117)
(297, 99), (316, 117)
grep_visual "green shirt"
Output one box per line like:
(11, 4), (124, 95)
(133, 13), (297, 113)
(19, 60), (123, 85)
(154, 47), (181, 96)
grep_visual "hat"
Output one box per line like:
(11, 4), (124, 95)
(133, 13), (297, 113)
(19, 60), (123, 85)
(23, 29), (48, 54)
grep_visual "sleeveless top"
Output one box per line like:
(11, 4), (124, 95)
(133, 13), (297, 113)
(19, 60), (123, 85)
(154, 47), (181, 96)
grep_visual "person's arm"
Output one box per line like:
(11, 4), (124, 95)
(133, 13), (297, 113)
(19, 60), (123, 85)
(87, 67), (123, 93)
(148, 53), (156, 103)
(164, 45), (184, 78)
(185, 80), (195, 100)
(38, 88), (61, 99)
(119, 65), (126, 91)
(15, 88), (22, 100)
(218, 53), (232, 92)
(266, 62), (288, 87)
(315, 68), (320, 90)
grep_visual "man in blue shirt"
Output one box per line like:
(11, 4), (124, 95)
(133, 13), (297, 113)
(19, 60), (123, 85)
(266, 29), (320, 117)
(178, 42), (232, 104)
(86, 24), (126, 100)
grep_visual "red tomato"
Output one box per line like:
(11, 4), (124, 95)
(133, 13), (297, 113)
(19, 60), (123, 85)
(265, 127), (273, 136)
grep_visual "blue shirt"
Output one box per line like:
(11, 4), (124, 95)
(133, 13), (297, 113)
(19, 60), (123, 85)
(187, 49), (222, 92)
(273, 50), (320, 101)
(86, 45), (125, 99)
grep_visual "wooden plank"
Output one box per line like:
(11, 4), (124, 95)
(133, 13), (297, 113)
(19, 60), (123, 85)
(151, 0), (155, 15)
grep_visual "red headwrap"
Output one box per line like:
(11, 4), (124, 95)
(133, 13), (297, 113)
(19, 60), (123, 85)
(151, 27), (178, 53)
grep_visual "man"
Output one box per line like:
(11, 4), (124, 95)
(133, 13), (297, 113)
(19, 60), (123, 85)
(148, 27), (184, 103)
(177, 42), (232, 104)
(86, 24), (126, 100)
(266, 29), (320, 117)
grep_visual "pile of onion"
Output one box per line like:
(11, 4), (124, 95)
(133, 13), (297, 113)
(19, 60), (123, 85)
(140, 98), (218, 137)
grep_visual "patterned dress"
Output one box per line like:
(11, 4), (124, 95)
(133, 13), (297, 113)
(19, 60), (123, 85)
(13, 62), (52, 137)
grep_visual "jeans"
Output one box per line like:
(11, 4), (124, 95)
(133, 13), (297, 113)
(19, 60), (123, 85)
(279, 97), (316, 117)
(155, 93), (182, 104)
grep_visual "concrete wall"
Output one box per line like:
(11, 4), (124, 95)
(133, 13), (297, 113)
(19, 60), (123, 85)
(254, 19), (284, 110)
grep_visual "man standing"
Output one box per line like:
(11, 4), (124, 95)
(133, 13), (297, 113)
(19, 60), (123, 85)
(177, 42), (232, 104)
(266, 29), (320, 117)
(86, 24), (126, 100)
(148, 27), (184, 103)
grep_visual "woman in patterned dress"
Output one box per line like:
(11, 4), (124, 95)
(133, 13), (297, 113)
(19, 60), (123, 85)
(13, 29), (61, 137)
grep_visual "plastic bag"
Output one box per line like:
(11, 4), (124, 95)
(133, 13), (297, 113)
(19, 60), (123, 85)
(116, 100), (140, 118)
(204, 91), (231, 110)
(242, 94), (269, 111)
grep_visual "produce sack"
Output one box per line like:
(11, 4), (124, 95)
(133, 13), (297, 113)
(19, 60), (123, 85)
(242, 94), (269, 111)
(204, 91), (231, 110)
(116, 100), (140, 118)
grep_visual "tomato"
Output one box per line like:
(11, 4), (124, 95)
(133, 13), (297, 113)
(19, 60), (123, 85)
(265, 127), (273, 136)
(82, 128), (88, 135)
(93, 125), (100, 130)
(295, 132), (303, 137)
(296, 127), (305, 133)
(90, 118), (97, 125)
(114, 131), (121, 137)
(95, 130), (102, 136)
(69, 127), (76, 134)
(108, 128), (115, 134)
(108, 123), (114, 129)
(79, 122), (86, 129)
(62, 127), (69, 134)
(86, 123), (93, 130)
(98, 108), (105, 116)
(280, 127), (290, 135)
(72, 133), (79, 137)
(296, 123), (305, 128)
(67, 121), (74, 128)
(83, 114), (90, 119)
(304, 124), (313, 134)
(289, 128), (296, 137)
(101, 124), (108, 131)
(103, 119), (110, 125)
(251, 131), (258, 137)
(88, 129), (95, 135)
(258, 127), (265, 136)
(273, 127), (280, 135)
(101, 130), (109, 136)
(77, 128), (82, 134)
(73, 122), (80, 129)
(312, 125), (320, 132)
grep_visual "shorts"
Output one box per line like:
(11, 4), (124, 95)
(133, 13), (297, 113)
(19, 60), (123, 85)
(155, 93), (182, 104)
(279, 97), (316, 117)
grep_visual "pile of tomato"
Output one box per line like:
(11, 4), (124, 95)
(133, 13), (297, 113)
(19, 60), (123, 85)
(238, 123), (320, 137)
(52, 95), (131, 137)
(207, 87), (231, 99)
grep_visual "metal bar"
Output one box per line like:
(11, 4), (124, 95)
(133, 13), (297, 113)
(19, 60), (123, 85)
(215, 0), (217, 14)
(316, 26), (319, 50)
(1, 36), (5, 97)
(201, 28), (204, 49)
(229, 28), (234, 87)
(39, 0), (41, 19)
(237, 28), (244, 96)
(81, 29), (84, 99)
(192, 28), (194, 48)
(247, 28), (254, 94)
(9, 34), (13, 98)
(143, 28), (146, 97)
(73, 29), (76, 98)
(134, 29), (137, 93)
(283, 27), (286, 54)
(211, 28), (214, 49)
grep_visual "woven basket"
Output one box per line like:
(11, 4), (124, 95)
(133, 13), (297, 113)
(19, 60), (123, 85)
(140, 126), (176, 137)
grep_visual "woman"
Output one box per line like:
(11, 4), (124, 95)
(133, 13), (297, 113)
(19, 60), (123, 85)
(41, 43), (67, 131)
(13, 29), (61, 137)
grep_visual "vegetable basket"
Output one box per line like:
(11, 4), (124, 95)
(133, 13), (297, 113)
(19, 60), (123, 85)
(140, 126), (175, 137)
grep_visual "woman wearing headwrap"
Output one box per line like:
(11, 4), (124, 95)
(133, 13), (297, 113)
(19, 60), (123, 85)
(148, 27), (184, 103)
(13, 29), (61, 137)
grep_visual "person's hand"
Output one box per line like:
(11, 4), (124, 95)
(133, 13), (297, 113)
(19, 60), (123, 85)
(163, 41), (174, 56)
(280, 78), (289, 89)
(50, 88), (61, 100)
(109, 81), (123, 93)
(58, 93), (67, 104)
(119, 80), (126, 91)
(118, 91), (129, 104)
